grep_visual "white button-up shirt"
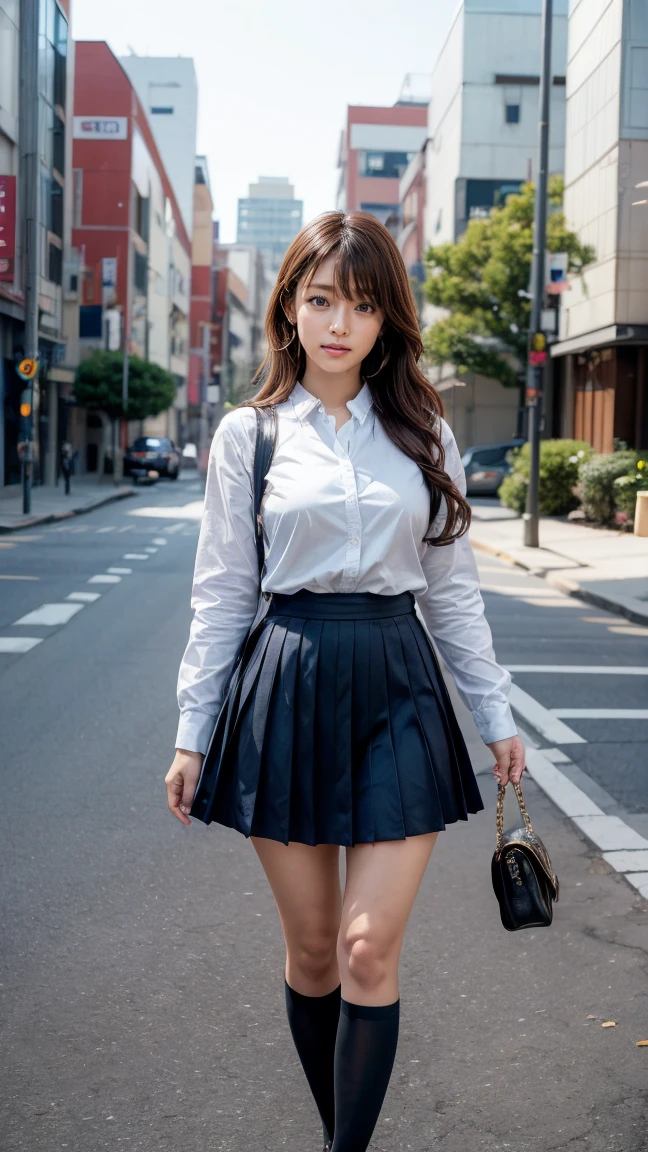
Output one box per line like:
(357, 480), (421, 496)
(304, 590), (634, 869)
(176, 380), (516, 754)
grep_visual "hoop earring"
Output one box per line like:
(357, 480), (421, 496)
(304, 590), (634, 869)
(364, 336), (390, 378)
(273, 324), (297, 353)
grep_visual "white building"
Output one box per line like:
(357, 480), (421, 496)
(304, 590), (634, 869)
(549, 0), (648, 453)
(426, 0), (568, 247)
(119, 54), (198, 240)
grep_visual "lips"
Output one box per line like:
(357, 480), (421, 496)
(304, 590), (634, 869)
(321, 344), (351, 351)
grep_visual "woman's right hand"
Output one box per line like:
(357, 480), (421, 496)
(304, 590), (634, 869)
(165, 749), (204, 826)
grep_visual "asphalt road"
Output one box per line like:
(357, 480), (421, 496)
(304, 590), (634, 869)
(1, 476), (647, 1152)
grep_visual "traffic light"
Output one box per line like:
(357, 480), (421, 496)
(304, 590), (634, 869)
(19, 388), (33, 441)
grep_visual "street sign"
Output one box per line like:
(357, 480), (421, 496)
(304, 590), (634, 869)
(17, 357), (38, 380)
(529, 351), (547, 366)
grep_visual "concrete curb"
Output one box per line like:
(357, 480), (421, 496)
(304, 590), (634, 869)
(0, 487), (137, 535)
(471, 534), (648, 628)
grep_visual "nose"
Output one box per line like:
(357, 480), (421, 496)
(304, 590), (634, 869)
(329, 305), (350, 337)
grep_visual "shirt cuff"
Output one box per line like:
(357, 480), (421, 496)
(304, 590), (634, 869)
(175, 709), (219, 756)
(471, 700), (518, 745)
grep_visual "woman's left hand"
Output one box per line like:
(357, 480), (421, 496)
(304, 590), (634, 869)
(486, 735), (526, 786)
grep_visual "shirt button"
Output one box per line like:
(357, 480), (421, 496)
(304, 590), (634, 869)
(350, 537), (359, 547)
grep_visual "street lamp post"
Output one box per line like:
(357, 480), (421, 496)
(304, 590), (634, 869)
(523, 0), (553, 548)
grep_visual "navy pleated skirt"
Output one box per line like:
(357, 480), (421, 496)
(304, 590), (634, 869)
(189, 589), (484, 845)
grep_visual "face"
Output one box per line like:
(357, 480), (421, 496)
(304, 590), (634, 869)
(284, 253), (385, 377)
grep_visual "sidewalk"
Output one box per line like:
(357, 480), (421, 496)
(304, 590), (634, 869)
(469, 502), (648, 626)
(0, 474), (137, 533)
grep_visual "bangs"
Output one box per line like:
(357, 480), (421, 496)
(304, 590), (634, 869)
(302, 238), (387, 309)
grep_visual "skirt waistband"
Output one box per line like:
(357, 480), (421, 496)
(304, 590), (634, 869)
(266, 589), (416, 621)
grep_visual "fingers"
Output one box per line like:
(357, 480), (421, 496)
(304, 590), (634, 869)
(492, 736), (526, 787)
(165, 769), (191, 826)
(508, 738), (526, 785)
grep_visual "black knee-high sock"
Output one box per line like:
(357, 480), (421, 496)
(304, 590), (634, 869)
(284, 979), (341, 1145)
(331, 999), (400, 1152)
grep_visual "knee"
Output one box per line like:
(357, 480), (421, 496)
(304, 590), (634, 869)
(291, 931), (338, 986)
(339, 930), (392, 993)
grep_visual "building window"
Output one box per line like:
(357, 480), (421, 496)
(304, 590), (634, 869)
(358, 150), (416, 179)
(506, 104), (520, 124)
(151, 107), (174, 114)
(134, 250), (148, 294)
(48, 241), (63, 285)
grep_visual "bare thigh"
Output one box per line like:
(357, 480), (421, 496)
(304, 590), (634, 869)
(338, 832), (439, 1006)
(251, 837), (343, 996)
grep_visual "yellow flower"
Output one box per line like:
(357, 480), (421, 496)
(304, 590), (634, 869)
(638, 460), (645, 470)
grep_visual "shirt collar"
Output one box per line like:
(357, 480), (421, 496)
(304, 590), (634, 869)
(290, 380), (374, 426)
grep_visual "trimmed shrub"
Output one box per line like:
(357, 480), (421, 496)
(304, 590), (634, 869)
(579, 451), (640, 524)
(499, 439), (593, 516)
(613, 458), (648, 522)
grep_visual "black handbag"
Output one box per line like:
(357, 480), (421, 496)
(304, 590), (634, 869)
(491, 780), (559, 931)
(189, 405), (277, 822)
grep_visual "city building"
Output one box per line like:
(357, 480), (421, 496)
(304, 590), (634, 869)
(0, 0), (76, 488)
(420, 0), (569, 450)
(425, 0), (568, 246)
(549, 0), (648, 452)
(217, 240), (267, 404)
(187, 155), (214, 444)
(397, 144), (428, 277)
(236, 176), (302, 289)
(71, 41), (191, 468)
(336, 99), (428, 233)
(119, 54), (198, 241)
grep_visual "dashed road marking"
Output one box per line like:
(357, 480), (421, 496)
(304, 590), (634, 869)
(123, 553), (149, 560)
(67, 592), (101, 602)
(552, 708), (648, 720)
(509, 684), (586, 744)
(0, 637), (44, 653)
(97, 526), (117, 533)
(508, 665), (648, 674)
(88, 574), (121, 584)
(13, 602), (85, 626)
(152, 538), (168, 545)
(107, 567), (132, 575)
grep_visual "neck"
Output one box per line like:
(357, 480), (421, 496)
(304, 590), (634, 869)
(299, 357), (364, 409)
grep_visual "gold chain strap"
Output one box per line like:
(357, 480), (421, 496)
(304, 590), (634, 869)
(496, 781), (533, 851)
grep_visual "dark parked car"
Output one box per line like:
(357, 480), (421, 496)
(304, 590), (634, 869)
(461, 438), (525, 496)
(124, 437), (181, 481)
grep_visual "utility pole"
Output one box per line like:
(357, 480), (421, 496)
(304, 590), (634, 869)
(523, 0), (553, 548)
(18, 0), (40, 514)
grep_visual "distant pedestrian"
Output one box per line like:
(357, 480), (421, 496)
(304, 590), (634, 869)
(60, 440), (74, 495)
(165, 211), (525, 1152)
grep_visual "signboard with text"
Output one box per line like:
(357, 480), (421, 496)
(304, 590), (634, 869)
(73, 117), (128, 140)
(0, 175), (17, 282)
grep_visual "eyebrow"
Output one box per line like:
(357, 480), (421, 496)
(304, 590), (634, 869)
(308, 283), (336, 292)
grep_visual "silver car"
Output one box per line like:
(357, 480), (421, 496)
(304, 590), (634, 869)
(461, 439), (525, 496)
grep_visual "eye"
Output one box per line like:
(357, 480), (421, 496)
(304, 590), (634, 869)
(356, 302), (375, 313)
(307, 295), (329, 307)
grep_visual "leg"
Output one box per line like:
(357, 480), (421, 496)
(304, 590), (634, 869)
(331, 832), (438, 1152)
(252, 837), (343, 1145)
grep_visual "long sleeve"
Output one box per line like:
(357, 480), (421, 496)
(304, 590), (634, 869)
(176, 411), (261, 754)
(415, 419), (517, 745)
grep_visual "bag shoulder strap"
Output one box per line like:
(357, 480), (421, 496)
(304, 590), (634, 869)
(252, 406), (278, 580)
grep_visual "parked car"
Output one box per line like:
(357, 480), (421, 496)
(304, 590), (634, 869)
(124, 437), (181, 481)
(181, 441), (198, 469)
(461, 438), (525, 496)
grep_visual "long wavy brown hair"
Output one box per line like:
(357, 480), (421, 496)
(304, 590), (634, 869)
(242, 210), (470, 545)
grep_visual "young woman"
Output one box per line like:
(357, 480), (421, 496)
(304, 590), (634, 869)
(165, 211), (525, 1152)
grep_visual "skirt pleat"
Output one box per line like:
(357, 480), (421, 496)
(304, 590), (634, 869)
(190, 590), (485, 845)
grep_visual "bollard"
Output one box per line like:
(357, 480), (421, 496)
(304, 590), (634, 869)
(634, 490), (648, 537)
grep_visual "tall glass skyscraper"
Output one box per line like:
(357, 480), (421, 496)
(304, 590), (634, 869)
(236, 176), (303, 285)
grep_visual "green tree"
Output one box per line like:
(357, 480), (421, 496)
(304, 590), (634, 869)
(423, 176), (596, 389)
(75, 351), (176, 421)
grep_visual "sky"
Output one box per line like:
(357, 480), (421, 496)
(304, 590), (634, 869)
(72, 0), (456, 243)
